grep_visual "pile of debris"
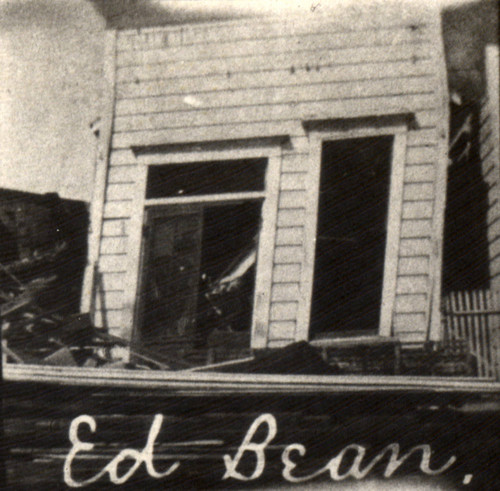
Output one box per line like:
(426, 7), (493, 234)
(0, 249), (157, 369)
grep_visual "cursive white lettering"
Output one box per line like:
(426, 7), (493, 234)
(64, 414), (179, 487)
(222, 413), (277, 481)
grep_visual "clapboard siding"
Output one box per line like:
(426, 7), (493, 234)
(116, 43), (433, 86)
(480, 47), (500, 290)
(93, 7), (447, 345)
(116, 27), (431, 66)
(271, 283), (300, 302)
(115, 63), (435, 103)
(273, 264), (301, 283)
(269, 321), (296, 339)
(275, 227), (304, 246)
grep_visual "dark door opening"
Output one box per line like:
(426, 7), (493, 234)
(310, 136), (393, 338)
(138, 201), (261, 361)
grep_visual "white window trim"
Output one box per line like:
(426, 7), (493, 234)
(120, 144), (282, 349)
(297, 123), (408, 342)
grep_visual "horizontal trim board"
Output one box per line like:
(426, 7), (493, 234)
(93, 309), (124, 329)
(113, 121), (304, 149)
(94, 291), (124, 310)
(112, 94), (437, 148)
(6, 363), (499, 395)
(116, 43), (434, 85)
(116, 27), (431, 67)
(281, 154), (310, 172)
(280, 173), (307, 191)
(406, 145), (437, 164)
(115, 60), (436, 101)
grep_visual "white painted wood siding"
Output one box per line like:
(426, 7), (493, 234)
(93, 5), (448, 345)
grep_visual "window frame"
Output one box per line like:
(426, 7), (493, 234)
(121, 144), (282, 349)
(298, 123), (408, 341)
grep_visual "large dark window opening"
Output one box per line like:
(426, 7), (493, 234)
(311, 136), (393, 338)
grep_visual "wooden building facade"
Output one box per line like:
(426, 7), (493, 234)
(82, 3), (451, 362)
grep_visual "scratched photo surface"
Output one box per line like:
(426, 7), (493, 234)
(1, 0), (499, 489)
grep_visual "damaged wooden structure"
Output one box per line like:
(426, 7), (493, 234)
(81, 2), (454, 370)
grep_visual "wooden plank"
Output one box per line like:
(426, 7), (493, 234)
(400, 219), (433, 238)
(106, 183), (136, 201)
(94, 291), (125, 311)
(398, 256), (429, 275)
(392, 312), (426, 333)
(111, 92), (437, 139)
(404, 164), (435, 183)
(396, 275), (428, 294)
(280, 173), (307, 191)
(100, 236), (128, 255)
(273, 263), (301, 283)
(274, 245), (304, 264)
(115, 62), (436, 102)
(108, 165), (139, 183)
(269, 321), (296, 339)
(271, 283), (300, 302)
(403, 182), (434, 201)
(116, 42), (434, 85)
(399, 238), (432, 256)
(394, 294), (427, 313)
(93, 309), (124, 330)
(406, 146), (437, 164)
(396, 330), (428, 343)
(109, 149), (137, 166)
(402, 201), (433, 219)
(275, 227), (304, 246)
(99, 272), (127, 292)
(281, 154), (309, 172)
(116, 27), (430, 66)
(115, 89), (436, 136)
(406, 128), (438, 146)
(277, 209), (305, 227)
(98, 254), (128, 273)
(278, 190), (307, 209)
(116, 11), (433, 52)
(101, 218), (128, 237)
(269, 301), (298, 321)
(479, 290), (492, 377)
(112, 120), (303, 149)
(103, 200), (134, 219)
